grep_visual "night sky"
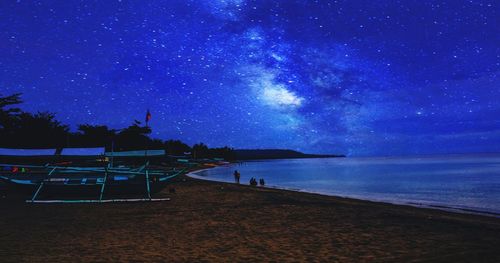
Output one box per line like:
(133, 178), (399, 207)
(1, 1), (499, 156)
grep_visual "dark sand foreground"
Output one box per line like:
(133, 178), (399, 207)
(1, 175), (500, 262)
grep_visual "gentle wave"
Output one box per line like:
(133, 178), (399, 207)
(189, 154), (500, 217)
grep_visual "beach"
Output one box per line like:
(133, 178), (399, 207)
(1, 174), (500, 262)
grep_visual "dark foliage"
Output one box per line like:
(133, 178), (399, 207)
(0, 93), (236, 160)
(0, 93), (22, 130)
(72, 124), (117, 149)
(164, 140), (191, 156)
(113, 120), (152, 151)
(1, 96), (68, 148)
(192, 143), (236, 160)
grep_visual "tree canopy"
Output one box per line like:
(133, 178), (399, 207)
(0, 93), (235, 159)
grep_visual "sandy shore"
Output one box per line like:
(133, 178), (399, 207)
(1, 174), (500, 262)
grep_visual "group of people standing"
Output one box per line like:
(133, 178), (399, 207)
(233, 170), (265, 187)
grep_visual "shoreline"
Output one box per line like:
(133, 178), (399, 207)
(187, 166), (500, 218)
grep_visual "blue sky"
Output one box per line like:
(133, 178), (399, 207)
(1, 0), (499, 156)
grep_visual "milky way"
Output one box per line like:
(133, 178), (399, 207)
(1, 1), (499, 156)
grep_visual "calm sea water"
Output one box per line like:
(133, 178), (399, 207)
(190, 154), (500, 215)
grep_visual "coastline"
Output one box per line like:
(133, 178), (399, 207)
(187, 166), (500, 218)
(1, 169), (500, 261)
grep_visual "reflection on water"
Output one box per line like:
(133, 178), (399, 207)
(192, 154), (500, 215)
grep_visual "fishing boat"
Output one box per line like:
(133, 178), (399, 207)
(0, 147), (188, 202)
(0, 163), (186, 203)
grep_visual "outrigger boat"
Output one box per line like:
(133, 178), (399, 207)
(0, 163), (186, 203)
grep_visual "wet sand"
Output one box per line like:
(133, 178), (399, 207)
(1, 174), (500, 262)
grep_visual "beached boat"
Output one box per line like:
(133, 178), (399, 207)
(0, 147), (187, 202)
(0, 165), (183, 192)
(0, 163), (186, 202)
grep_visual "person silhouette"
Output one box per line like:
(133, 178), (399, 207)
(233, 170), (240, 184)
(250, 177), (257, 186)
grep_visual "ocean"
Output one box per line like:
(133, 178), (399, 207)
(189, 154), (500, 216)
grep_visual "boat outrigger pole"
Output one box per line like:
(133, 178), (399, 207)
(31, 166), (57, 202)
(145, 168), (151, 200)
(99, 166), (109, 201)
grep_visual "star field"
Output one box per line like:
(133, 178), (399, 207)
(1, 0), (499, 156)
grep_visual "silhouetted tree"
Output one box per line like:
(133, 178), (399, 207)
(114, 120), (152, 150)
(192, 143), (209, 159)
(165, 140), (191, 156)
(5, 111), (69, 148)
(209, 146), (236, 160)
(0, 93), (22, 130)
(149, 138), (165, 149)
(0, 93), (236, 160)
(73, 124), (117, 149)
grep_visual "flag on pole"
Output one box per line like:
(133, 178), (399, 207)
(145, 109), (152, 123)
